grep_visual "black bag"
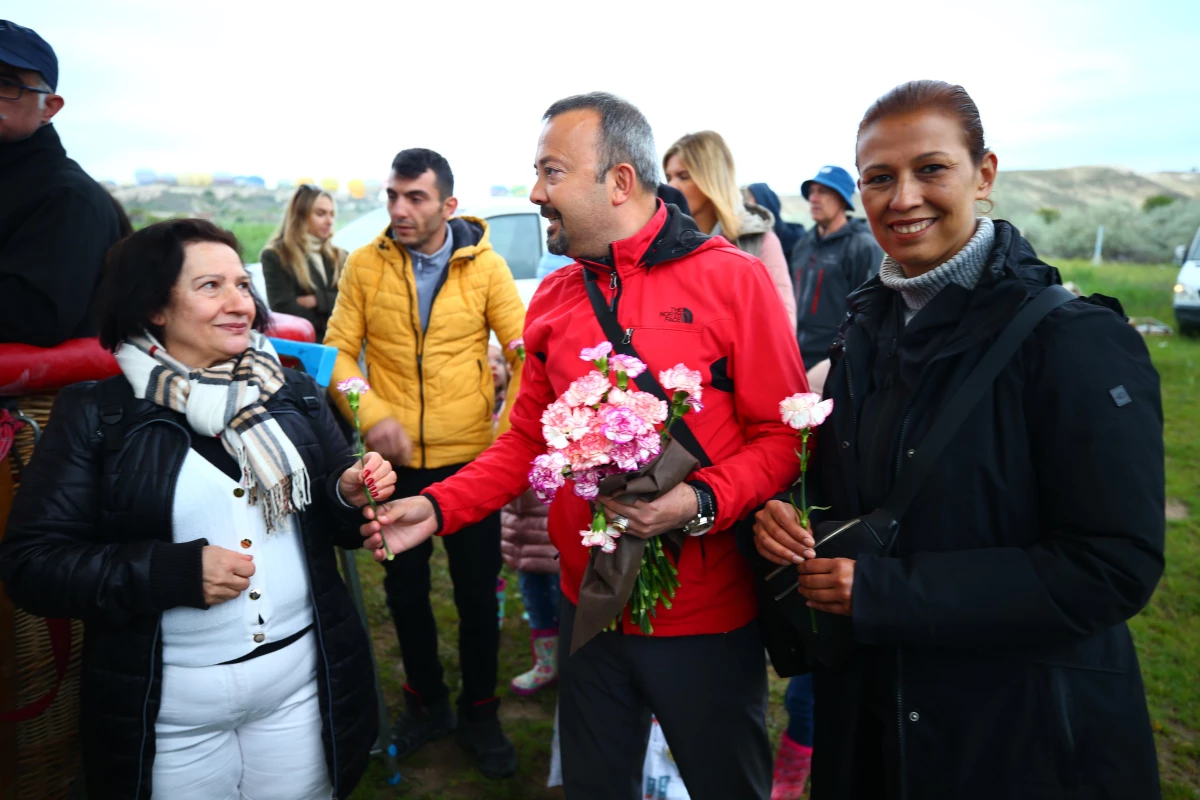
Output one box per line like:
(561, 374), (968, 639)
(758, 284), (1077, 671)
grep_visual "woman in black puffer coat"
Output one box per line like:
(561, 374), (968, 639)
(0, 219), (388, 800)
(752, 81), (1164, 799)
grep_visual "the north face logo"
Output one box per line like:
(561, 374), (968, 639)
(660, 307), (694, 324)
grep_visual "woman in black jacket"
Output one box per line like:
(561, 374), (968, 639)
(261, 184), (346, 341)
(0, 219), (394, 800)
(753, 81), (1164, 799)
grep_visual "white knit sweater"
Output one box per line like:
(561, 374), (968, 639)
(162, 449), (313, 667)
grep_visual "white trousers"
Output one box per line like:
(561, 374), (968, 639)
(152, 630), (333, 800)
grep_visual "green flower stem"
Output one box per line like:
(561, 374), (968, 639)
(352, 404), (393, 561)
(617, 538), (680, 636)
(793, 429), (816, 632)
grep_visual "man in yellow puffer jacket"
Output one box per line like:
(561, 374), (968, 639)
(324, 148), (525, 779)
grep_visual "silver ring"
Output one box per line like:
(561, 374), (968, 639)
(611, 516), (630, 534)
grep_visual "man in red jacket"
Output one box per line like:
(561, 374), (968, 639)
(361, 92), (807, 799)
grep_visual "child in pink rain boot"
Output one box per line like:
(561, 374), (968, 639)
(492, 345), (563, 697)
(772, 673), (814, 799)
(501, 492), (561, 696)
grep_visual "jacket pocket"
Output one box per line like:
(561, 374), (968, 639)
(1050, 666), (1077, 758)
(477, 359), (493, 421)
(623, 326), (705, 378)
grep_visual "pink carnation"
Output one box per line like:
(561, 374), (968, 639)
(541, 401), (594, 449)
(621, 390), (669, 426)
(608, 440), (641, 471)
(567, 430), (613, 473)
(337, 377), (370, 396)
(635, 430), (662, 462)
(580, 525), (620, 554)
(528, 451), (568, 504)
(579, 342), (613, 362)
(612, 429), (662, 471)
(601, 406), (641, 443)
(609, 354), (646, 377)
(573, 470), (601, 500)
(566, 371), (612, 408)
(780, 393), (834, 430)
(507, 338), (524, 352)
(659, 364), (703, 404)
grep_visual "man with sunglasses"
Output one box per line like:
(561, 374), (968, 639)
(1, 20), (122, 346)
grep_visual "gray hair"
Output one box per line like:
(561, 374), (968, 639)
(33, 74), (51, 110)
(543, 92), (659, 192)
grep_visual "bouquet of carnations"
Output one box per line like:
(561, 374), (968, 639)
(528, 342), (703, 646)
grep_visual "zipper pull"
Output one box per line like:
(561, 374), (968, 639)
(622, 328), (633, 344)
(609, 272), (618, 289)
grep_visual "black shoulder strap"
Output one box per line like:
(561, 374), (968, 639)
(584, 273), (713, 468)
(881, 284), (1076, 519)
(282, 370), (322, 418)
(97, 377), (133, 453)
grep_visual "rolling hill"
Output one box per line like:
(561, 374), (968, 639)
(776, 167), (1200, 227)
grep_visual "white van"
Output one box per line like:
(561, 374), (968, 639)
(329, 196), (571, 308)
(1175, 225), (1200, 337)
(246, 197), (573, 314)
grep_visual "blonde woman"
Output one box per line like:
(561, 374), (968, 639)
(261, 184), (346, 340)
(664, 131), (797, 328)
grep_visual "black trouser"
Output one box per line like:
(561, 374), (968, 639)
(382, 462), (502, 709)
(557, 597), (772, 800)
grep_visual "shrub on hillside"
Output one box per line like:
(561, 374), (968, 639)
(1014, 199), (1200, 262)
(1143, 194), (1176, 213)
(1036, 207), (1062, 224)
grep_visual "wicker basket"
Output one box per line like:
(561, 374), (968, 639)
(2, 392), (85, 800)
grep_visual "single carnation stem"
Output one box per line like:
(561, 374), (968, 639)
(796, 429), (816, 633)
(799, 429), (810, 528)
(355, 414), (393, 561)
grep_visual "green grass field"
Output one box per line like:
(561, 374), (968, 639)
(348, 259), (1199, 799)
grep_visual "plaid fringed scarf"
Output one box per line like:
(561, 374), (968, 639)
(114, 331), (311, 531)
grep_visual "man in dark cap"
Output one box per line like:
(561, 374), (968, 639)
(790, 165), (882, 379)
(1, 20), (122, 346)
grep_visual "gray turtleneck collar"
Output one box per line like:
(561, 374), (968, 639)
(879, 216), (995, 323)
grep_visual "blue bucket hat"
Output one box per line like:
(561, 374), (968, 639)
(801, 165), (855, 212)
(0, 20), (58, 92)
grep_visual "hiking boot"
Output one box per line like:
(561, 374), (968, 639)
(456, 697), (517, 779)
(390, 685), (456, 760)
(771, 731), (813, 800)
(510, 629), (558, 697)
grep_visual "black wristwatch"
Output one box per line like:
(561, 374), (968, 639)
(682, 484), (716, 536)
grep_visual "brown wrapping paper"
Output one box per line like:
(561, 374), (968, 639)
(570, 437), (699, 654)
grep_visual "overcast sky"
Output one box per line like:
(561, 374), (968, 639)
(15, 0), (1200, 198)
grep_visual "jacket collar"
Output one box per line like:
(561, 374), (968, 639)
(843, 220), (1056, 360)
(812, 216), (866, 245)
(0, 123), (65, 171)
(581, 200), (712, 278)
(374, 214), (492, 264)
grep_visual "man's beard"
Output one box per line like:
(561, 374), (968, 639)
(393, 219), (439, 250)
(542, 204), (570, 256)
(546, 227), (570, 256)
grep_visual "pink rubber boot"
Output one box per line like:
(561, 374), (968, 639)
(771, 731), (813, 800)
(509, 629), (558, 696)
